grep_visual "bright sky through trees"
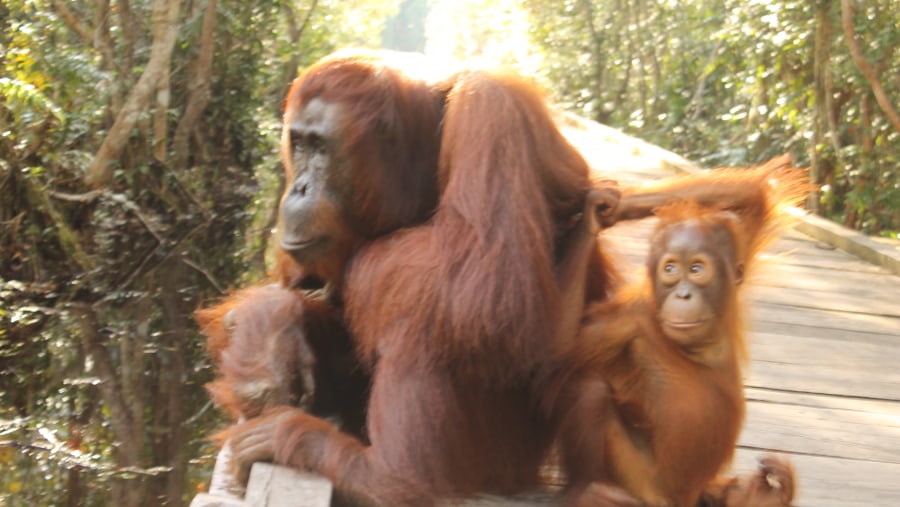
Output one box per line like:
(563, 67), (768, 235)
(423, 0), (544, 76)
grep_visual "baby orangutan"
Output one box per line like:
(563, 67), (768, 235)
(561, 164), (805, 507)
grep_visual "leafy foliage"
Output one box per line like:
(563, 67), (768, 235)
(1, 0), (897, 504)
(0, 0), (396, 505)
(522, 0), (899, 235)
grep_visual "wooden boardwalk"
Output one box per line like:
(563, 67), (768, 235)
(194, 118), (900, 507)
(568, 120), (900, 507)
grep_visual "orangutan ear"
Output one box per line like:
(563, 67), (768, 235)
(735, 262), (745, 286)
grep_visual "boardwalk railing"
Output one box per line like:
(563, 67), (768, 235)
(190, 462), (332, 507)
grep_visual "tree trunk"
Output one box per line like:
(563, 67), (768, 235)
(172, 0), (218, 170)
(579, 0), (606, 122)
(154, 65), (171, 163)
(160, 258), (191, 507)
(87, 0), (181, 186)
(276, 0), (319, 107)
(809, 2), (834, 213)
(117, 0), (138, 74)
(840, 0), (900, 133)
(72, 303), (145, 506)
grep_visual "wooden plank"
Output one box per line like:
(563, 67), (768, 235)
(746, 360), (900, 402)
(189, 494), (244, 507)
(750, 318), (898, 347)
(747, 330), (900, 370)
(203, 443), (245, 501)
(750, 284), (900, 318)
(760, 252), (889, 274)
(744, 329), (900, 400)
(770, 236), (876, 261)
(750, 301), (900, 337)
(790, 208), (900, 276)
(737, 399), (900, 462)
(782, 227), (832, 242)
(244, 463), (332, 507)
(752, 262), (900, 296)
(745, 387), (900, 416)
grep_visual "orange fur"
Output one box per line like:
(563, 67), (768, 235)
(203, 47), (807, 505)
(700, 455), (798, 507)
(562, 158), (806, 507)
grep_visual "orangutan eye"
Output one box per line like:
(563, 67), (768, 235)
(688, 256), (715, 285)
(658, 256), (681, 286)
(308, 133), (327, 153)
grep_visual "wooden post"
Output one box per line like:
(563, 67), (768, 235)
(190, 444), (333, 507)
(244, 463), (333, 507)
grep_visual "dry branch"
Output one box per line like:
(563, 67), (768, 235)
(86, 0), (182, 186)
(841, 0), (900, 133)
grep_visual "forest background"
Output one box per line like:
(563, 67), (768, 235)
(1, 0), (897, 505)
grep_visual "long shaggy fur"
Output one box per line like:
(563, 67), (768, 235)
(563, 157), (807, 506)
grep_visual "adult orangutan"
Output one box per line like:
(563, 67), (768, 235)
(214, 60), (626, 505)
(559, 160), (806, 507)
(206, 48), (792, 506)
(196, 50), (451, 437)
(206, 48), (796, 505)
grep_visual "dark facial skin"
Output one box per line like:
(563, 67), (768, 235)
(279, 98), (357, 267)
(650, 220), (742, 349)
